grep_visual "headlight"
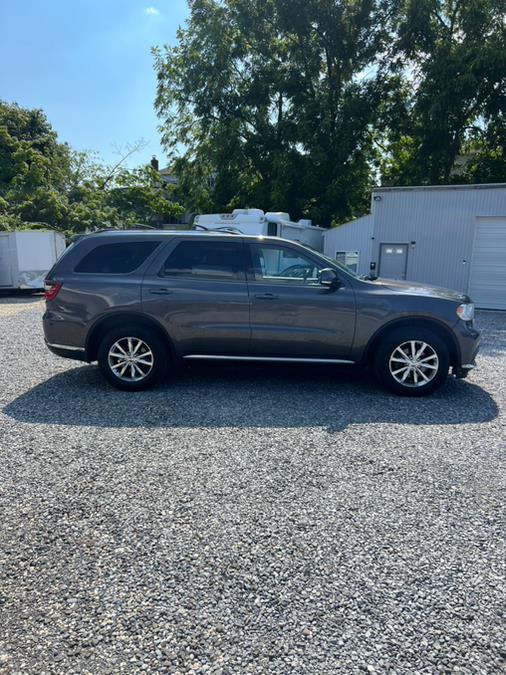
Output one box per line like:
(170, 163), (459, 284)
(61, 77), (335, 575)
(457, 303), (474, 321)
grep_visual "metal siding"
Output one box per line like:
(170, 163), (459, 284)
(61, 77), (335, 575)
(468, 217), (506, 309)
(323, 215), (373, 275)
(371, 186), (506, 295)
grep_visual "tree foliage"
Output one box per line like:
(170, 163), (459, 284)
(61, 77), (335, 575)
(0, 102), (71, 229)
(154, 0), (398, 225)
(2, 0), (504, 232)
(154, 0), (505, 224)
(0, 101), (183, 233)
(381, 0), (506, 185)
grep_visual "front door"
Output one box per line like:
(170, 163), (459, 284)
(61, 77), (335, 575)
(379, 243), (408, 279)
(247, 242), (356, 358)
(142, 238), (251, 355)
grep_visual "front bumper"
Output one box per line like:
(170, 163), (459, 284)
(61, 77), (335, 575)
(453, 362), (477, 379)
(453, 321), (480, 378)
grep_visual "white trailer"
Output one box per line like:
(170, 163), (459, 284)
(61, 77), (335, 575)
(193, 208), (325, 251)
(0, 230), (66, 290)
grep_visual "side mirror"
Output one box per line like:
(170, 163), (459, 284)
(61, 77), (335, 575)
(319, 268), (340, 288)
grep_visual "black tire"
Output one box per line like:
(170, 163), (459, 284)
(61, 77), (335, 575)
(374, 327), (450, 396)
(97, 327), (168, 391)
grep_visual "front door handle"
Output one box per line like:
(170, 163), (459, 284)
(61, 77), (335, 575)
(149, 288), (173, 295)
(254, 293), (279, 300)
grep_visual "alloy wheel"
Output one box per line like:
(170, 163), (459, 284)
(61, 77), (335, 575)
(388, 340), (439, 388)
(107, 337), (154, 382)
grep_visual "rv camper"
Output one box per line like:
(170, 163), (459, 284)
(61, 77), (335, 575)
(193, 209), (325, 251)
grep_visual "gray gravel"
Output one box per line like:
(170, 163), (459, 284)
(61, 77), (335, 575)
(0, 295), (505, 674)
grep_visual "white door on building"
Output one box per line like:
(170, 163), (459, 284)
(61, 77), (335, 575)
(469, 217), (506, 310)
(0, 235), (13, 287)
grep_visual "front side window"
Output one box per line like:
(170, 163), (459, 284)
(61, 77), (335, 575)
(75, 241), (160, 274)
(161, 240), (246, 281)
(250, 244), (322, 285)
(336, 251), (359, 274)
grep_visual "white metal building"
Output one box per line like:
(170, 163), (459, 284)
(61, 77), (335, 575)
(323, 184), (506, 310)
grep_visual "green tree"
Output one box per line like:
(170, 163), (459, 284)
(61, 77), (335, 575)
(0, 102), (71, 229)
(154, 0), (396, 226)
(0, 101), (183, 232)
(65, 152), (183, 233)
(381, 0), (506, 185)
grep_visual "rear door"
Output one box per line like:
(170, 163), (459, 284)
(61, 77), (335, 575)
(142, 237), (251, 355)
(246, 241), (356, 358)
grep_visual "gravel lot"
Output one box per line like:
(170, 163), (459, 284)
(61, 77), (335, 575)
(0, 295), (505, 674)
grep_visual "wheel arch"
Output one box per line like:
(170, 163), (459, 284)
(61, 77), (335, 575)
(85, 312), (175, 362)
(362, 317), (460, 367)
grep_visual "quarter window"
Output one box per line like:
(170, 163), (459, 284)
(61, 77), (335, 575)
(161, 240), (246, 280)
(250, 244), (321, 285)
(75, 241), (160, 274)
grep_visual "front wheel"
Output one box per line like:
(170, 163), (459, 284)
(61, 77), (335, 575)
(374, 329), (450, 396)
(97, 327), (168, 391)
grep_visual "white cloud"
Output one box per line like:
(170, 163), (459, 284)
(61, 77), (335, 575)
(145, 6), (159, 16)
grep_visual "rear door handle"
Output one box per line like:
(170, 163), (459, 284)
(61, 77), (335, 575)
(254, 293), (279, 300)
(149, 288), (173, 295)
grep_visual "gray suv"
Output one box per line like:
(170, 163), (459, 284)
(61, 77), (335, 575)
(43, 231), (480, 396)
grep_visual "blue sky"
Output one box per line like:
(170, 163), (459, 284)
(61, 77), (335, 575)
(0, 0), (189, 168)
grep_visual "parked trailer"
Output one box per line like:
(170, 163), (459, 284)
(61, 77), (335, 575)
(0, 230), (66, 290)
(193, 208), (325, 251)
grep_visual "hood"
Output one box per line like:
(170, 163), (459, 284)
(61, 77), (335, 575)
(369, 277), (470, 303)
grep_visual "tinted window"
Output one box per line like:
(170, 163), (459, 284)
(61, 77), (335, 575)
(250, 244), (322, 285)
(75, 242), (160, 274)
(161, 241), (246, 280)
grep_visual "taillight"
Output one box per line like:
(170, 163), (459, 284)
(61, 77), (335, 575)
(44, 280), (62, 302)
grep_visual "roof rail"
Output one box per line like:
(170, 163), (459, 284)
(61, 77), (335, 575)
(71, 223), (158, 240)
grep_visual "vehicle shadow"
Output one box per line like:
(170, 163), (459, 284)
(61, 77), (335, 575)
(3, 362), (498, 432)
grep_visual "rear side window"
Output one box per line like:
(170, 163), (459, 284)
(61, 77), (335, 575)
(161, 241), (246, 280)
(75, 241), (160, 274)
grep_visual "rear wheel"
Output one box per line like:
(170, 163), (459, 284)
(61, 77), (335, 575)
(97, 327), (168, 391)
(374, 328), (450, 396)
